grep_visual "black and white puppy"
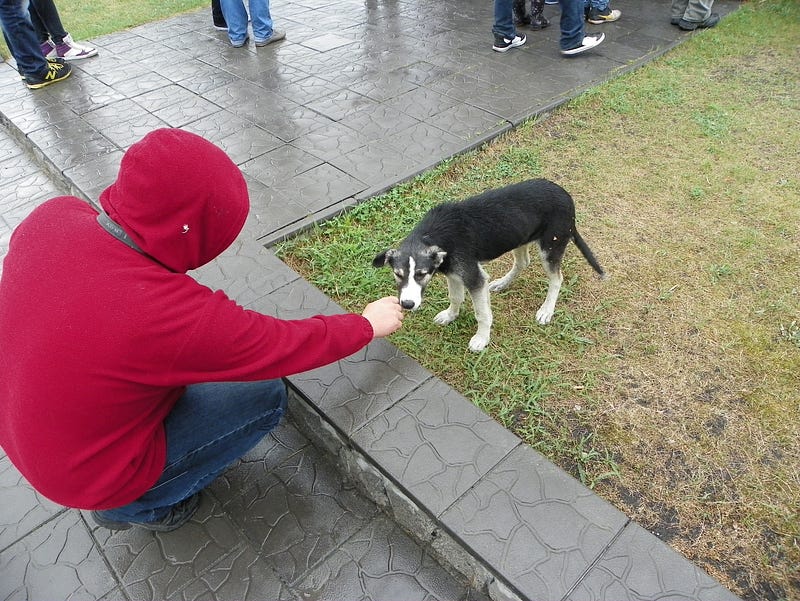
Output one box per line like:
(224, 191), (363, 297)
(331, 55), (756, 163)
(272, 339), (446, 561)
(373, 179), (605, 352)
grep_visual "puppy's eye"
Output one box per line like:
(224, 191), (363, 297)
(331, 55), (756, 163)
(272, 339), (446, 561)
(415, 270), (428, 279)
(393, 271), (404, 280)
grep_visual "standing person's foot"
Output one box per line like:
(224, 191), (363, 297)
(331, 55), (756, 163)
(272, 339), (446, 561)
(678, 13), (720, 30)
(25, 60), (72, 89)
(492, 33), (527, 52)
(254, 29), (286, 47)
(587, 7), (622, 23)
(560, 32), (605, 56)
(49, 33), (98, 60)
(213, 15), (227, 30)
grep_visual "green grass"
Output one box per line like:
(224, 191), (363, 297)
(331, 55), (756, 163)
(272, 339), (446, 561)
(279, 2), (800, 599)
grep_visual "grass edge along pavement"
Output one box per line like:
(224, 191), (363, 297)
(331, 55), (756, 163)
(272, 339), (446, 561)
(277, 2), (800, 600)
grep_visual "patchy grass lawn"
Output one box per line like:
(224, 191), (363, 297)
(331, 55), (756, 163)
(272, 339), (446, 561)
(278, 2), (800, 599)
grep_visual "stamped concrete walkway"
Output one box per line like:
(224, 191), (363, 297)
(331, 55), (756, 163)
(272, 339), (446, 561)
(1, 0), (742, 599)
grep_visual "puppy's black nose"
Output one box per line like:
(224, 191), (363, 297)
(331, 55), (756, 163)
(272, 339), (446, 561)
(400, 299), (415, 310)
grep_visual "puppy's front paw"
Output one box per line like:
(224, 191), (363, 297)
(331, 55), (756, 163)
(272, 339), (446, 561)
(434, 309), (457, 325)
(488, 278), (508, 293)
(536, 306), (554, 324)
(468, 334), (489, 352)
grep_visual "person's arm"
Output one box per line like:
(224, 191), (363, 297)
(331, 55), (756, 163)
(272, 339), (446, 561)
(168, 292), (404, 384)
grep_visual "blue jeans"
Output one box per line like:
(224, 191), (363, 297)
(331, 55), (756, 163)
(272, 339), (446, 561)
(557, 0), (585, 50)
(219, 0), (273, 44)
(0, 0), (48, 77)
(584, 0), (609, 10)
(492, 0), (516, 39)
(95, 380), (287, 524)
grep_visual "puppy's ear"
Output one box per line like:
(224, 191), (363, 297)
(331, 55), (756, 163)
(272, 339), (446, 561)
(428, 246), (447, 268)
(372, 249), (396, 268)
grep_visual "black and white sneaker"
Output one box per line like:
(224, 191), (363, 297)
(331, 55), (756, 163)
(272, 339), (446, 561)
(560, 32), (605, 56)
(492, 33), (526, 53)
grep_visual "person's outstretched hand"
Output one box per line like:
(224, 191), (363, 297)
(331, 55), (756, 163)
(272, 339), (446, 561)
(362, 296), (404, 339)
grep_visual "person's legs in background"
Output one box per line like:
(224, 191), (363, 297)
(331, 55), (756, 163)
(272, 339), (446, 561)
(250, 0), (283, 46)
(219, 0), (249, 46)
(672, 0), (718, 29)
(28, 0), (97, 59)
(558, 0), (604, 55)
(0, 0), (71, 87)
(492, 0), (526, 52)
(92, 379), (288, 530)
(529, 0), (550, 29)
(211, 0), (226, 29)
(585, 0), (621, 24)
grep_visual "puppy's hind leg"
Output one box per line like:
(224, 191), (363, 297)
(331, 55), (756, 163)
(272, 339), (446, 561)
(434, 273), (465, 326)
(489, 244), (531, 292)
(536, 247), (564, 325)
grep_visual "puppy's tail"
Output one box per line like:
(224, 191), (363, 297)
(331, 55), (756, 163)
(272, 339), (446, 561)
(572, 229), (606, 280)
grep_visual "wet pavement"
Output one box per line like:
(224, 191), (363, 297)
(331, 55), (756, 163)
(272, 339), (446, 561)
(1, 0), (742, 599)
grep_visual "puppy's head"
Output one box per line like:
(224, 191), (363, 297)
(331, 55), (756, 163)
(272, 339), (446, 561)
(373, 245), (447, 311)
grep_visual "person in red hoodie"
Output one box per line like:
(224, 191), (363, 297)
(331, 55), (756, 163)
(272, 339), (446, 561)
(0, 128), (403, 532)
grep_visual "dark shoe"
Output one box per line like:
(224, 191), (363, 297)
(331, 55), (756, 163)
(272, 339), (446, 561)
(254, 29), (286, 47)
(587, 6), (621, 24)
(492, 33), (526, 52)
(678, 13), (720, 30)
(529, 0), (550, 29)
(561, 32), (605, 56)
(513, 0), (530, 25)
(91, 492), (201, 532)
(25, 60), (72, 89)
(670, 17), (682, 25)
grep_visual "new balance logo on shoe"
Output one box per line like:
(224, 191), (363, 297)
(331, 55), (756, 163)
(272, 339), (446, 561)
(25, 61), (73, 89)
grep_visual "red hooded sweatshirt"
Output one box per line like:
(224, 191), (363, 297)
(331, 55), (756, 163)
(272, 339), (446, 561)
(0, 128), (373, 510)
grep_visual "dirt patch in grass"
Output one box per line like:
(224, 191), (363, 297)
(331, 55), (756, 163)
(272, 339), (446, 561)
(279, 3), (800, 599)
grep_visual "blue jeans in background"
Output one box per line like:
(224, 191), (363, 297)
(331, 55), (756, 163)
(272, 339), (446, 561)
(492, 0), (516, 39)
(0, 0), (48, 77)
(219, 0), (274, 45)
(557, 0), (585, 51)
(94, 379), (287, 524)
(584, 0), (609, 10)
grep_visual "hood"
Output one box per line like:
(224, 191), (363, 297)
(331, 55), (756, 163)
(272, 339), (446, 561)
(99, 128), (249, 272)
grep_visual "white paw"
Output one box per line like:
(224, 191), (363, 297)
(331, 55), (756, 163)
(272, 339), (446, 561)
(536, 306), (554, 324)
(468, 334), (489, 352)
(434, 309), (457, 325)
(488, 278), (508, 293)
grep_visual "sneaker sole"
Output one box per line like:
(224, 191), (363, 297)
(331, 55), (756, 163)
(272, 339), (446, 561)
(61, 50), (98, 61)
(26, 68), (72, 89)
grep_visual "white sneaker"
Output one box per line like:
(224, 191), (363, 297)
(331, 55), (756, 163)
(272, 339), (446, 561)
(54, 33), (98, 60)
(560, 32), (605, 56)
